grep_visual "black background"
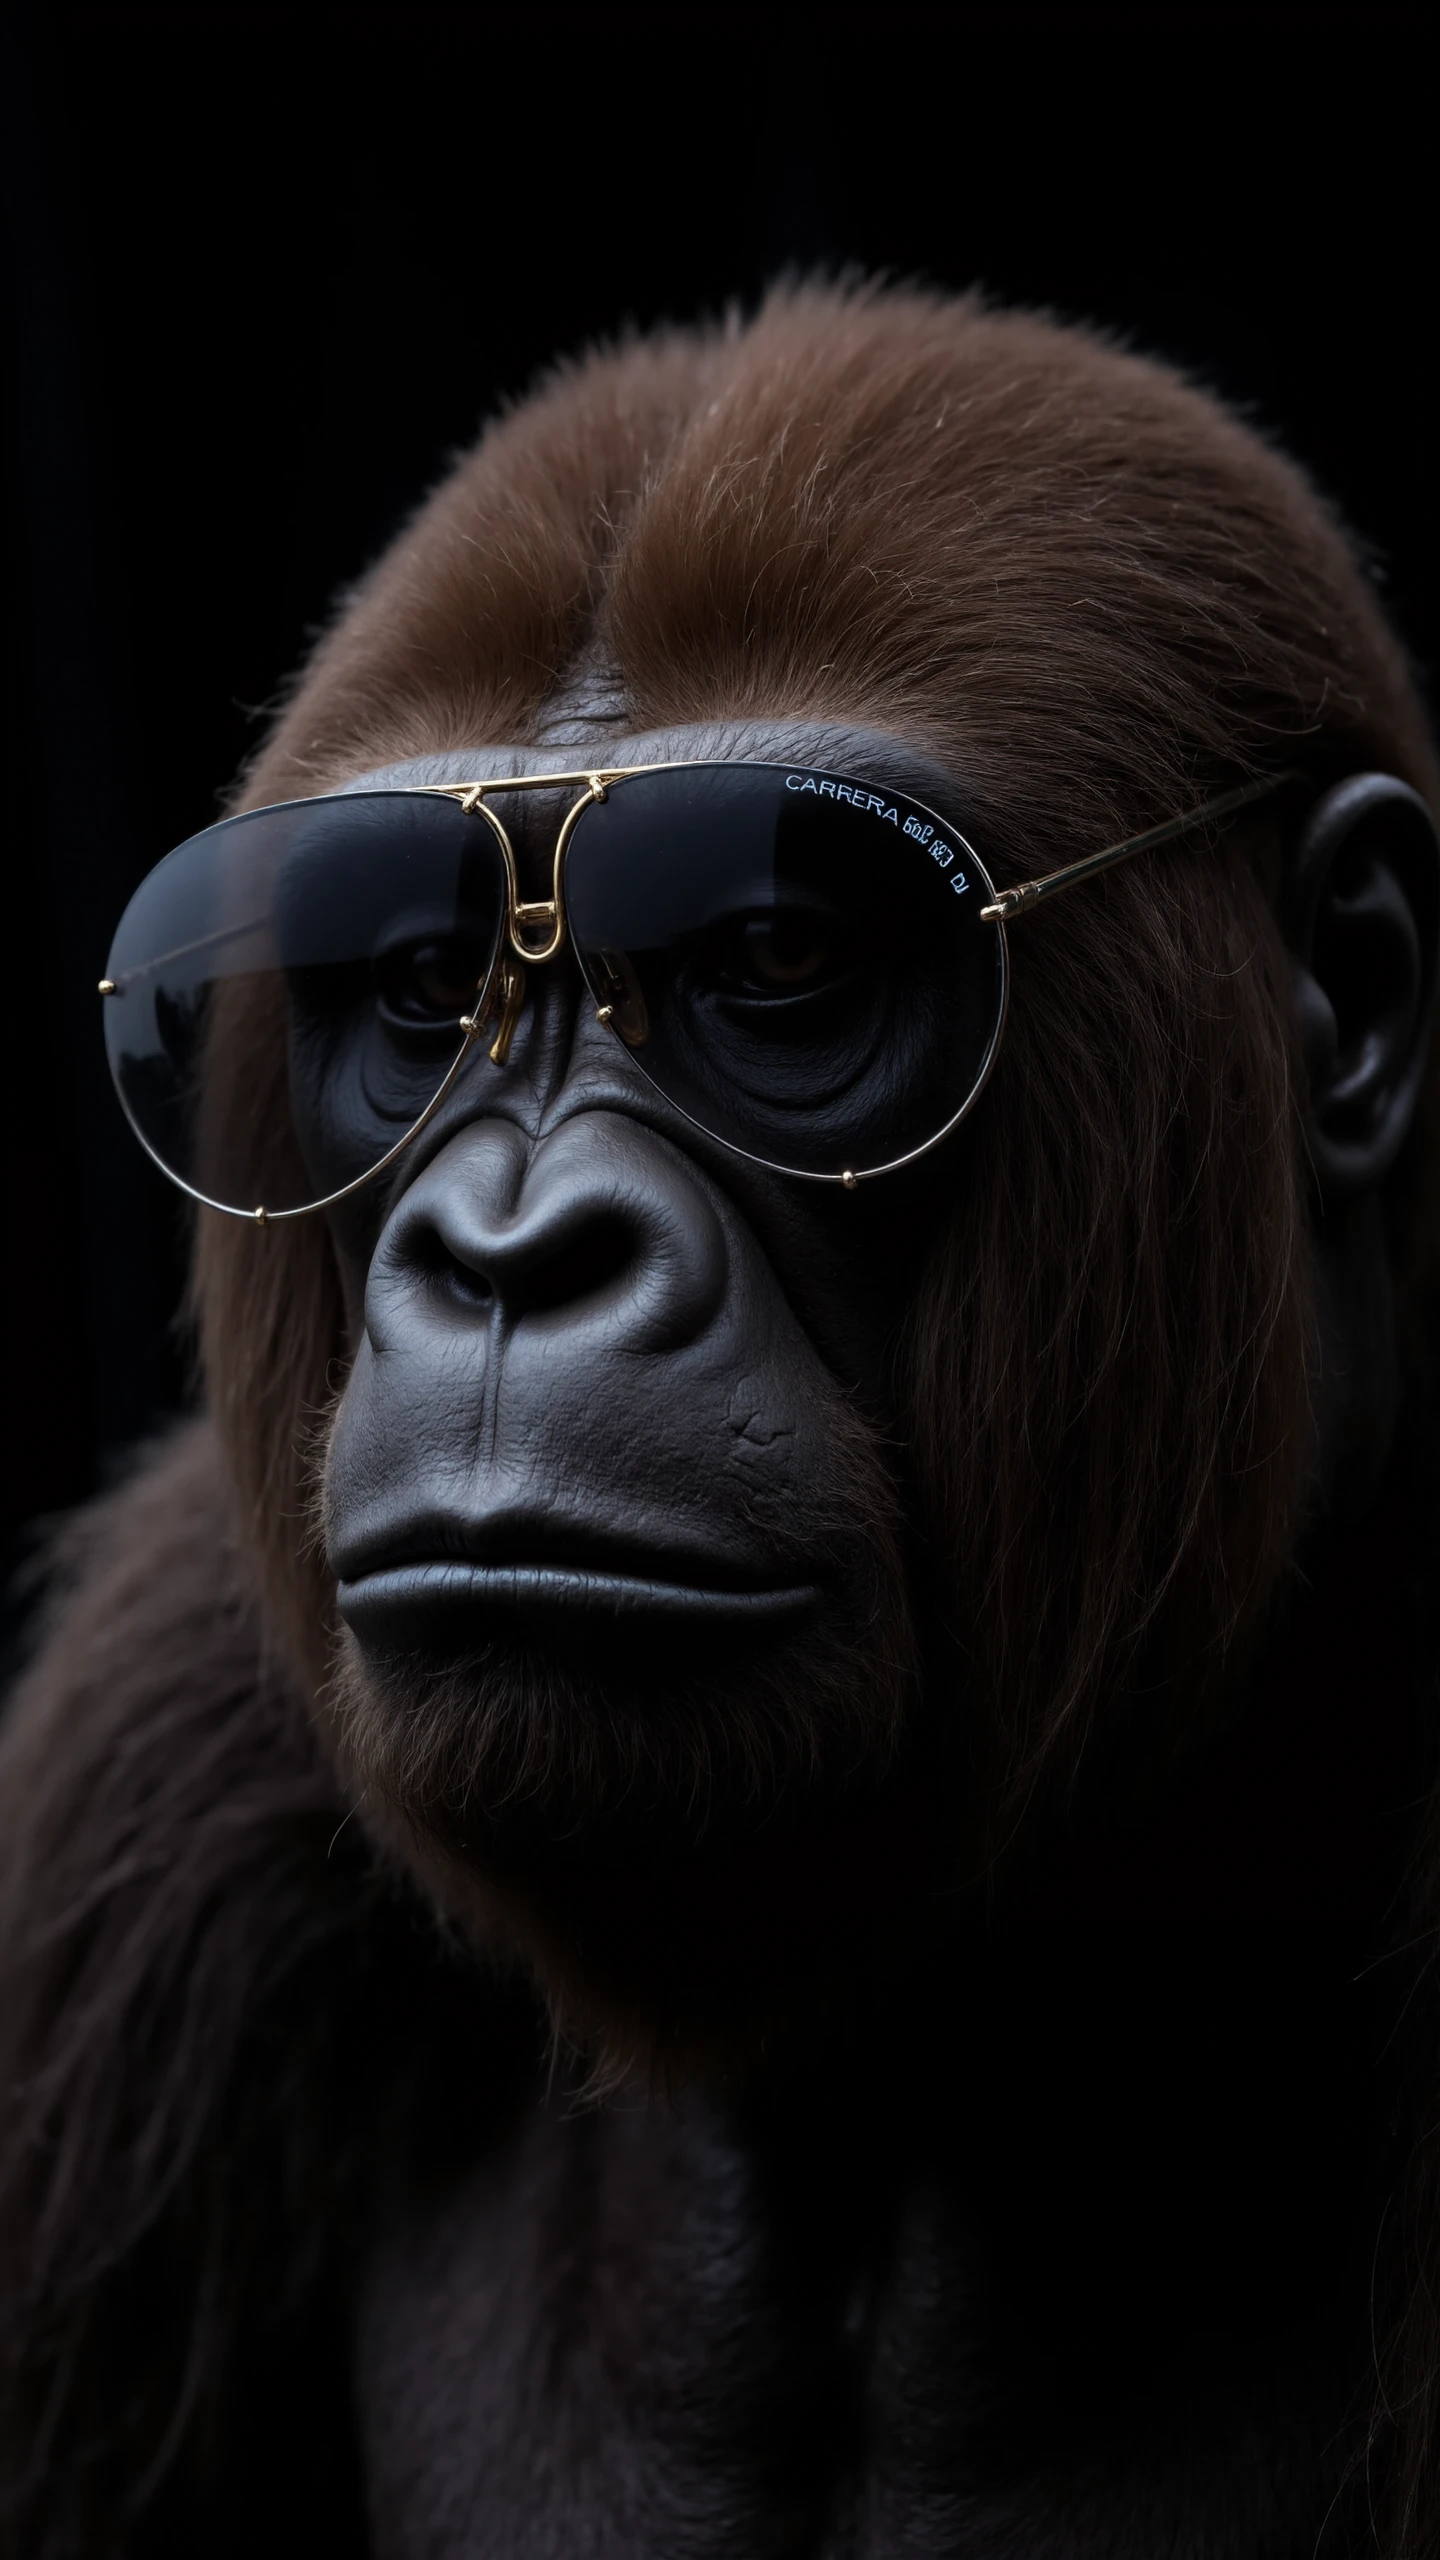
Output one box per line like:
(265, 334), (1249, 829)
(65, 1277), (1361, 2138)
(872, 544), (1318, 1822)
(2, 2), (1434, 1610)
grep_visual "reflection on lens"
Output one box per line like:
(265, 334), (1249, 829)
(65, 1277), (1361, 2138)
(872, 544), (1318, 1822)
(101, 791), (506, 1215)
(565, 764), (1005, 1178)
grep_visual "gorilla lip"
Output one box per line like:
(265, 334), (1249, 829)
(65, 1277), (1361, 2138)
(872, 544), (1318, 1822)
(337, 1559), (821, 1636)
(333, 1514), (825, 1640)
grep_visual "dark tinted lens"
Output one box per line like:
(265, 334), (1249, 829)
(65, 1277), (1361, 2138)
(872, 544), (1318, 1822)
(102, 791), (506, 1214)
(565, 764), (1006, 1177)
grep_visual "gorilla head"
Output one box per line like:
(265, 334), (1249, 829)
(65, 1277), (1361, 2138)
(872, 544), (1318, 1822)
(127, 288), (1432, 2083)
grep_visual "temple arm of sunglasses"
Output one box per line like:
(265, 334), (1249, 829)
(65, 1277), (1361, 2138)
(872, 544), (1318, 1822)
(977, 771), (1302, 924)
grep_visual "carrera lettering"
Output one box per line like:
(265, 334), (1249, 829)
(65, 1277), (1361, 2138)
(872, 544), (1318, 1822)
(783, 774), (952, 858)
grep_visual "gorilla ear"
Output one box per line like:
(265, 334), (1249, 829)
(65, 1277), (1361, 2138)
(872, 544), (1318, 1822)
(1285, 774), (1440, 1197)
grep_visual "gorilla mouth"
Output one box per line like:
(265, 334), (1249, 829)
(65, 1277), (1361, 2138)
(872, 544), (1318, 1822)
(333, 1512), (825, 1652)
(338, 1557), (821, 1643)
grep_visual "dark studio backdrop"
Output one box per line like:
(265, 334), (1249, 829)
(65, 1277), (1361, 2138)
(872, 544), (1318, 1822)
(2, 2), (1434, 1643)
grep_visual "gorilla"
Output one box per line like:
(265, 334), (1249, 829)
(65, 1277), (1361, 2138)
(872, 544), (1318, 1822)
(3, 282), (1440, 2559)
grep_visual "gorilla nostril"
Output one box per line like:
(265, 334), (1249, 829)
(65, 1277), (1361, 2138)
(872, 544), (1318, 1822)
(407, 1209), (636, 1320)
(447, 1265), (497, 1312)
(518, 1213), (634, 1316)
(411, 1226), (497, 1310)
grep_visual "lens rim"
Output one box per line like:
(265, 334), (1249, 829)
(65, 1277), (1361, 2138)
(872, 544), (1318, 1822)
(100, 790), (509, 1224)
(564, 759), (1010, 1187)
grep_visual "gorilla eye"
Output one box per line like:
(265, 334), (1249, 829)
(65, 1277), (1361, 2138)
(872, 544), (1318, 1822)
(375, 938), (488, 1027)
(712, 909), (851, 996)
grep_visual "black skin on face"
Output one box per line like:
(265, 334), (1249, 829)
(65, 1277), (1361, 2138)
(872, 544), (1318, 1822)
(312, 718), (1440, 2552)
(319, 720), (976, 1394)
(321, 721), (969, 2044)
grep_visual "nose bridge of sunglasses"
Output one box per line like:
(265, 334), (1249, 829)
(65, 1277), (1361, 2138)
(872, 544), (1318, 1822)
(455, 773), (614, 975)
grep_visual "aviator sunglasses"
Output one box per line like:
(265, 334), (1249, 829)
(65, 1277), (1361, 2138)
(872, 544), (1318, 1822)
(99, 759), (1290, 1221)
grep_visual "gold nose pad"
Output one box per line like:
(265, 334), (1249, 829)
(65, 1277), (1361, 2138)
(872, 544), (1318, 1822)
(592, 947), (649, 1048)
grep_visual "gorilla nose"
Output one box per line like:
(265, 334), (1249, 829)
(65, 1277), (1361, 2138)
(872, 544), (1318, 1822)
(370, 1113), (729, 1354)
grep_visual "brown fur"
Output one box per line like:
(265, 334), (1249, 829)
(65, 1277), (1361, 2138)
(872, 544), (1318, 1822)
(5, 279), (1440, 2551)
(0, 1429), (366, 2551)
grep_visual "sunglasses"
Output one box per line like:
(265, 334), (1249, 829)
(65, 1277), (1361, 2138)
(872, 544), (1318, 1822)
(99, 759), (1289, 1221)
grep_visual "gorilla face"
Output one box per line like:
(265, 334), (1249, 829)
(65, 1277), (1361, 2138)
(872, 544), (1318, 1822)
(319, 719), (965, 2053)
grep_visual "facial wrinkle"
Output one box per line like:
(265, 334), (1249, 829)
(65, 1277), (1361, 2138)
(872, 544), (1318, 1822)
(529, 657), (632, 751)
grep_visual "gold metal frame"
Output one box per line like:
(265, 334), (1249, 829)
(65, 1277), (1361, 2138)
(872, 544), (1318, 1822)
(975, 772), (1297, 923)
(99, 760), (1297, 1222)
